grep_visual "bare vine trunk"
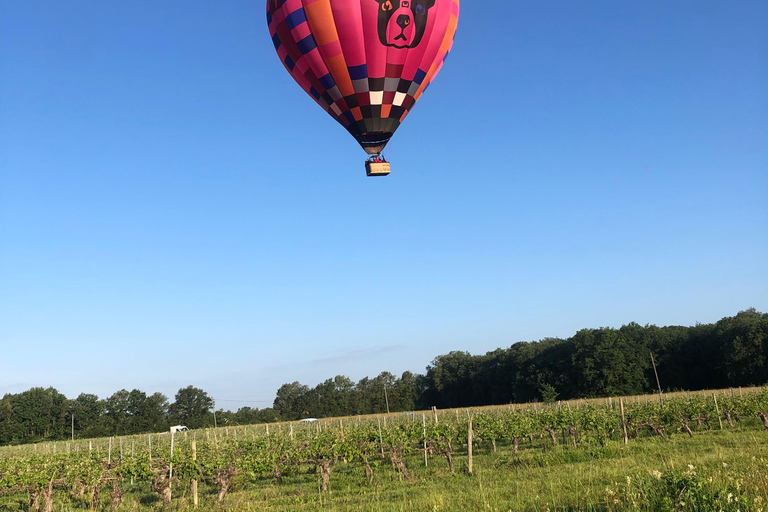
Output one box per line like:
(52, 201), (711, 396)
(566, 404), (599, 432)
(214, 463), (241, 503)
(388, 452), (413, 481)
(440, 441), (454, 476)
(678, 416), (694, 437)
(273, 465), (283, 484)
(29, 489), (41, 511)
(318, 460), (332, 492)
(363, 457), (374, 485)
(151, 465), (172, 507)
(110, 479), (125, 512)
(42, 481), (55, 512)
(723, 409), (734, 428)
(545, 428), (558, 446)
(758, 411), (768, 430)
(512, 437), (520, 456)
(89, 481), (102, 511)
(642, 422), (667, 439)
(71, 480), (86, 499)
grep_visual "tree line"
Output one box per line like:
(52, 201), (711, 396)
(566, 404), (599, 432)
(272, 308), (767, 418)
(0, 385), (281, 446)
(1, 308), (765, 444)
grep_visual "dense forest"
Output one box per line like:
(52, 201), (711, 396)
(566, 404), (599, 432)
(1, 308), (765, 445)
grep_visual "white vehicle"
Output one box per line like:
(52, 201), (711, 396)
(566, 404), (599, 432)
(299, 418), (318, 423)
(170, 425), (189, 433)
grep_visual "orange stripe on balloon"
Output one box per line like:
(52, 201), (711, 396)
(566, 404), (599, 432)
(304, 0), (337, 47)
(326, 53), (355, 96)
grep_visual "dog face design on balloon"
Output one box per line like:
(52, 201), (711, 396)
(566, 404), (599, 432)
(375, 0), (436, 49)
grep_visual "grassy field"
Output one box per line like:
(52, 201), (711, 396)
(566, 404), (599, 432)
(2, 423), (767, 511)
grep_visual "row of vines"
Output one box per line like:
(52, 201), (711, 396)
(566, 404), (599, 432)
(2, 388), (767, 511)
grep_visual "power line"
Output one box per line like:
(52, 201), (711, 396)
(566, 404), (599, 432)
(213, 398), (274, 404)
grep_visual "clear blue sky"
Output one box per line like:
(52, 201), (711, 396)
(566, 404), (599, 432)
(1, 0), (766, 410)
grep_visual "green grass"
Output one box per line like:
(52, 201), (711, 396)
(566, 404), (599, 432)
(3, 428), (766, 511)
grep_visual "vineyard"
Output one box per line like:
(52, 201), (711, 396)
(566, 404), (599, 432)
(1, 388), (768, 511)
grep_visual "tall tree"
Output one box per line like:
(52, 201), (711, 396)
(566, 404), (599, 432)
(71, 393), (107, 438)
(104, 390), (131, 436)
(168, 386), (214, 429)
(1, 388), (69, 443)
(273, 382), (310, 420)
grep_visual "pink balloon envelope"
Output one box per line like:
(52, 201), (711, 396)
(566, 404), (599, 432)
(267, 0), (460, 154)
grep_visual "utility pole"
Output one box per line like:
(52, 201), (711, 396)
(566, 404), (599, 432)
(213, 400), (218, 429)
(384, 383), (390, 414)
(71, 413), (74, 441)
(650, 352), (663, 405)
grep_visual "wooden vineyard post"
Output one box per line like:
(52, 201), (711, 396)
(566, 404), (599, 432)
(422, 413), (428, 468)
(432, 406), (438, 425)
(466, 411), (474, 476)
(191, 440), (198, 509)
(384, 382), (390, 414)
(290, 422), (293, 441)
(108, 438), (112, 465)
(131, 440), (135, 485)
(713, 394), (723, 430)
(620, 398), (628, 445)
(169, 430), (175, 502)
(148, 435), (152, 462)
(377, 418), (384, 457)
(339, 419), (347, 463)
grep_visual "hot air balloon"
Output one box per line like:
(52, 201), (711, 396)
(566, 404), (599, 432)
(266, 0), (459, 176)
